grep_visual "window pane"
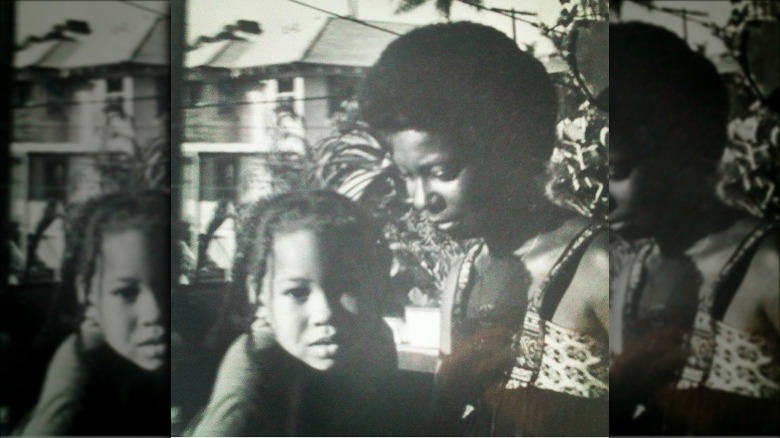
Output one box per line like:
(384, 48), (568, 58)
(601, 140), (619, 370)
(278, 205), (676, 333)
(29, 155), (68, 201)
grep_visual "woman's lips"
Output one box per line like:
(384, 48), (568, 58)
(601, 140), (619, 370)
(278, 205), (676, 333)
(608, 219), (632, 231)
(431, 218), (460, 231)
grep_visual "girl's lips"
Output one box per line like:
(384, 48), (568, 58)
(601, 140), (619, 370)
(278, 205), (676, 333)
(138, 343), (167, 356)
(309, 343), (340, 358)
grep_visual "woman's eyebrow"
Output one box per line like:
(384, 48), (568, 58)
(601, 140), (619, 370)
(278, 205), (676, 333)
(280, 277), (313, 284)
(416, 156), (459, 172)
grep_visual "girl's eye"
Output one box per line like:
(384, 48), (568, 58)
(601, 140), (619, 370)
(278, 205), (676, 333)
(284, 286), (311, 302)
(114, 285), (141, 302)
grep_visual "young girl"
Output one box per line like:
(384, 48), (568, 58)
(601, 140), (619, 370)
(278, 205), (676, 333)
(17, 190), (170, 436)
(189, 190), (402, 436)
(359, 22), (609, 436)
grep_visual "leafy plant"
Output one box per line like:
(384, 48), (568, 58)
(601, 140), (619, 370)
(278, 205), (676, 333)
(94, 106), (170, 192)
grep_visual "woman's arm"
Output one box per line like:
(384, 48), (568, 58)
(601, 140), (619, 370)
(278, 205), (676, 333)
(556, 231), (610, 336)
(751, 232), (779, 333)
(584, 232), (611, 334)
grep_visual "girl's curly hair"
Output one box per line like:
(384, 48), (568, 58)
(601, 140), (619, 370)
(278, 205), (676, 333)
(233, 190), (393, 330)
(58, 190), (170, 329)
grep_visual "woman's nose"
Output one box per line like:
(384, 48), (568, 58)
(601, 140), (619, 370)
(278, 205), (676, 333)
(407, 178), (446, 214)
(408, 177), (429, 211)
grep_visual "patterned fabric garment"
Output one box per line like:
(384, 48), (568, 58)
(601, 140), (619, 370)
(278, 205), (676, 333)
(673, 222), (780, 399)
(704, 321), (780, 398)
(534, 320), (609, 398)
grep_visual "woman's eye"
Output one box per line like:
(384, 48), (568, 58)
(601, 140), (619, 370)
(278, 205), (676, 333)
(284, 286), (311, 302)
(608, 165), (631, 180)
(397, 169), (413, 181)
(114, 285), (141, 302)
(429, 165), (460, 181)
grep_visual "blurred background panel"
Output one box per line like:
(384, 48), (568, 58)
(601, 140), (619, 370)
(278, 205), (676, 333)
(3, 1), (169, 434)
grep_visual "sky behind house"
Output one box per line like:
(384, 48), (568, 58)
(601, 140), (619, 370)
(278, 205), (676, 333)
(15, 0), (735, 59)
(186, 0), (564, 55)
(621, 0), (732, 56)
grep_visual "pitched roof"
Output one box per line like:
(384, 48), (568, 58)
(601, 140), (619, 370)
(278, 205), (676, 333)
(186, 17), (417, 70)
(14, 40), (59, 68)
(14, 15), (167, 70)
(301, 19), (417, 67)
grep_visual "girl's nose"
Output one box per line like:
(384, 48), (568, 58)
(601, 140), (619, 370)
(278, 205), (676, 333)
(308, 288), (334, 326)
(136, 287), (162, 325)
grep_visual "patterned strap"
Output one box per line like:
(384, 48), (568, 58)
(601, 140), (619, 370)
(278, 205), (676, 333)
(677, 222), (778, 389)
(622, 241), (655, 325)
(505, 221), (607, 390)
(450, 241), (484, 336)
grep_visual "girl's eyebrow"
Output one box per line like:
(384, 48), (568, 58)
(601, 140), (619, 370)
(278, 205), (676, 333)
(109, 277), (142, 285)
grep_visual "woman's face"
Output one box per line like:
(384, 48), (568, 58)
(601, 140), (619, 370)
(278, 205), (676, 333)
(608, 146), (665, 240)
(90, 229), (167, 371)
(262, 229), (369, 371)
(388, 129), (487, 240)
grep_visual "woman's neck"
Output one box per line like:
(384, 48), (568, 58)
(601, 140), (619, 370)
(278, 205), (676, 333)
(654, 197), (741, 256)
(483, 199), (573, 256)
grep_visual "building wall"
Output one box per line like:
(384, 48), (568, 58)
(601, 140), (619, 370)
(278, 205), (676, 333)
(13, 82), (71, 143)
(133, 75), (165, 145)
(10, 71), (168, 281)
(302, 76), (332, 144)
(185, 82), (242, 143)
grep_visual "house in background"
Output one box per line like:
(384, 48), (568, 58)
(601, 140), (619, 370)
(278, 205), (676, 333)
(10, 14), (168, 282)
(182, 17), (417, 280)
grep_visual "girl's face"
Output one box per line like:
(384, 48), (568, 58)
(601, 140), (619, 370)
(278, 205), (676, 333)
(261, 229), (369, 371)
(388, 129), (486, 240)
(87, 229), (167, 371)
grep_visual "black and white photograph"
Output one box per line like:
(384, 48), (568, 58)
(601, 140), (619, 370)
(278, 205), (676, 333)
(173, 0), (608, 436)
(2, 1), (171, 435)
(2, 0), (777, 436)
(609, 0), (779, 435)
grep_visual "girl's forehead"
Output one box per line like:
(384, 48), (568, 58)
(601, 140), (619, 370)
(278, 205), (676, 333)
(268, 229), (364, 268)
(96, 229), (163, 271)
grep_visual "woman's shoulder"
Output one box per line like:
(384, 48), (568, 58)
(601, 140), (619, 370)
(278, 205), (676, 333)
(530, 217), (607, 272)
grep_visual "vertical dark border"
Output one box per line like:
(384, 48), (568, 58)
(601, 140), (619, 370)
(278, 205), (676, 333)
(0, 1), (15, 289)
(171, 0), (184, 290)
